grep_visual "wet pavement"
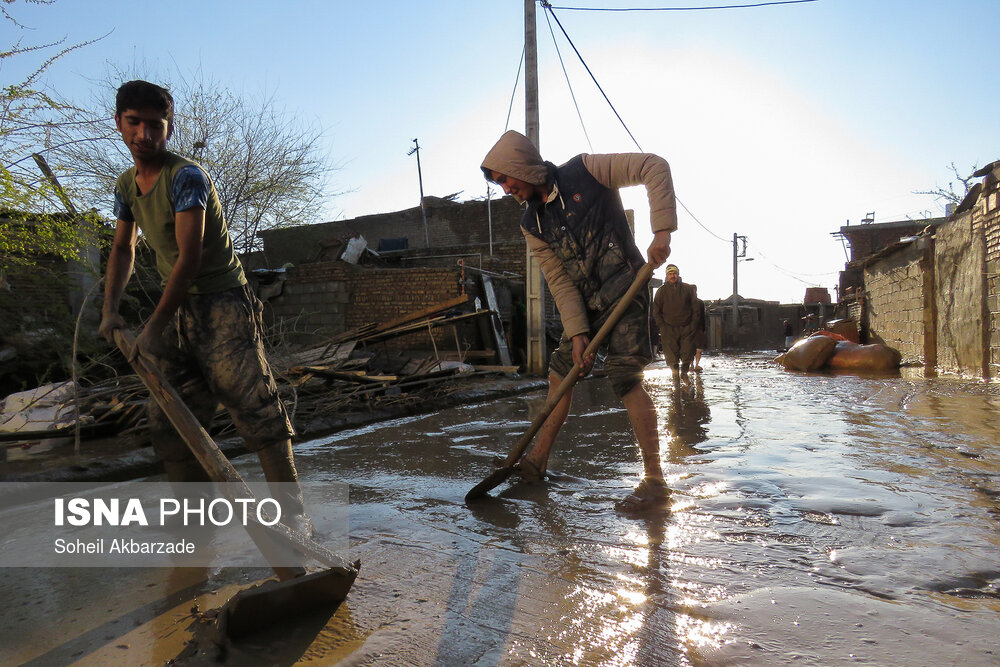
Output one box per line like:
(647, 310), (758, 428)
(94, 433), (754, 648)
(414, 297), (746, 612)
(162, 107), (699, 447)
(2, 353), (999, 665)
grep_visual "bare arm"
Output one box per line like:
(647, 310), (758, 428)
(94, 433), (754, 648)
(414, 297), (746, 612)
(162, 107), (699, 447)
(132, 207), (204, 358)
(99, 219), (138, 341)
(145, 207), (204, 336)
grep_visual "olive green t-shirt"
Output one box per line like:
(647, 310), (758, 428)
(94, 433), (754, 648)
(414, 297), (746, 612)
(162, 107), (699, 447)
(114, 151), (246, 293)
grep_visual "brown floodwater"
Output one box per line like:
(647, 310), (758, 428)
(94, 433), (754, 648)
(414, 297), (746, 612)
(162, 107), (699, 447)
(2, 353), (999, 665)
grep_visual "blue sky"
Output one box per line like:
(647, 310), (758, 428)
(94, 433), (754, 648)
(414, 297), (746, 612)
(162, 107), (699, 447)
(5, 0), (998, 303)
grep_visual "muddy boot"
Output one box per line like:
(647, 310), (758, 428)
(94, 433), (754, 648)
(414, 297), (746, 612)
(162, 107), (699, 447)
(257, 440), (314, 538)
(615, 478), (670, 514)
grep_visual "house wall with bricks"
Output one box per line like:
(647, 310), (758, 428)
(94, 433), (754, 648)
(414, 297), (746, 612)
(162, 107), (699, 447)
(863, 240), (933, 364)
(935, 212), (986, 376)
(260, 261), (471, 352)
(257, 196), (526, 268)
(978, 178), (1000, 376)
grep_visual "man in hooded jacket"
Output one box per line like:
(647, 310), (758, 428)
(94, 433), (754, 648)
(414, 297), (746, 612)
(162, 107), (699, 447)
(481, 130), (676, 510)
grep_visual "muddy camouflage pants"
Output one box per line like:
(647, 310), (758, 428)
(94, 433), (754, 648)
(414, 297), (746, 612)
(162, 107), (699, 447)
(549, 291), (653, 398)
(146, 284), (294, 466)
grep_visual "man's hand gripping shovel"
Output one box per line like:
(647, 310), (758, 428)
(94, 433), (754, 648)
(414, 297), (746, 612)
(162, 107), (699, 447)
(465, 262), (656, 501)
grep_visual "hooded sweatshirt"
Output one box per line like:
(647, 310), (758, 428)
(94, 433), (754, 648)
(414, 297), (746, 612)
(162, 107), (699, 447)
(481, 130), (677, 338)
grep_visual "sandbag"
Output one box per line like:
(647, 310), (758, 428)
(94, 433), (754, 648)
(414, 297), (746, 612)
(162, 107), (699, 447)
(775, 335), (838, 371)
(825, 318), (860, 343)
(827, 341), (902, 371)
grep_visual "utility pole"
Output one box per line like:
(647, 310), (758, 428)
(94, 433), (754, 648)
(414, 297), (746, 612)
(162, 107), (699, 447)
(524, 0), (546, 375)
(408, 138), (429, 247)
(731, 233), (748, 338)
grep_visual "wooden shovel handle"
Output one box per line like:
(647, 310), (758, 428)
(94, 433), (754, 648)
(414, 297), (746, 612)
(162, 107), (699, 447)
(502, 262), (655, 465)
(466, 262), (655, 500)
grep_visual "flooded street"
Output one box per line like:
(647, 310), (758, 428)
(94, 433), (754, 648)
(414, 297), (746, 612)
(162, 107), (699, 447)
(3, 353), (1000, 665)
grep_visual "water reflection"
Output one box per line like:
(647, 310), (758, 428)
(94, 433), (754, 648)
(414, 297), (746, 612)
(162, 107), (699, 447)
(663, 374), (712, 460)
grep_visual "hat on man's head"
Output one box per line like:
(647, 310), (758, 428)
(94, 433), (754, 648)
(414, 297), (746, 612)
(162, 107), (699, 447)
(665, 264), (679, 274)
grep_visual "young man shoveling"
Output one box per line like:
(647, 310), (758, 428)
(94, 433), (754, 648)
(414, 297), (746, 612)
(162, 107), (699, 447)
(481, 130), (677, 511)
(99, 80), (312, 535)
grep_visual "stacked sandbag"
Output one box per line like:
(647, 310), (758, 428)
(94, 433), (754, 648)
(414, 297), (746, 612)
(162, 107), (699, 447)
(775, 333), (902, 372)
(827, 341), (902, 371)
(775, 335), (838, 371)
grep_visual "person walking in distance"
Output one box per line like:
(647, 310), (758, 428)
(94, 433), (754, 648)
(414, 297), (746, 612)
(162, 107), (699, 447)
(653, 264), (698, 377)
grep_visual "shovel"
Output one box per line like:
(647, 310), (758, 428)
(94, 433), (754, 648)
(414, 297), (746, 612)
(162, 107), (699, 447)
(466, 262), (656, 501)
(112, 329), (358, 638)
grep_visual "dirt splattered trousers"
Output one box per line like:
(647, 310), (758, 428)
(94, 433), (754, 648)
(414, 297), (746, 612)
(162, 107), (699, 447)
(548, 291), (653, 398)
(145, 284), (294, 467)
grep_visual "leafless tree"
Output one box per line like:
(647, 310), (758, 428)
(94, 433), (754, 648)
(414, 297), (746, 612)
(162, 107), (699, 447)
(913, 162), (978, 208)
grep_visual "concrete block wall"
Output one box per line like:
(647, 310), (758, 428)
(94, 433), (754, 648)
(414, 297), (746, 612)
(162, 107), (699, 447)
(863, 243), (928, 362)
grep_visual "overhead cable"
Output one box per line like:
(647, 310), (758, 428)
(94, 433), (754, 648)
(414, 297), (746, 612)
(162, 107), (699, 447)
(543, 3), (644, 152)
(677, 198), (730, 243)
(548, 0), (819, 12)
(543, 7), (594, 152)
(504, 44), (526, 133)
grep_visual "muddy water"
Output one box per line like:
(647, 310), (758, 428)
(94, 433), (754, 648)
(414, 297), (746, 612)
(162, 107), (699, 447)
(292, 353), (1000, 666)
(3, 353), (1000, 666)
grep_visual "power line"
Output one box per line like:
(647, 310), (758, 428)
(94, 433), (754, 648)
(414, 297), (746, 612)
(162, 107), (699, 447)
(542, 3), (644, 152)
(504, 44), (526, 133)
(548, 0), (819, 12)
(544, 2), (731, 244)
(754, 248), (838, 285)
(677, 198), (729, 243)
(543, 7), (594, 152)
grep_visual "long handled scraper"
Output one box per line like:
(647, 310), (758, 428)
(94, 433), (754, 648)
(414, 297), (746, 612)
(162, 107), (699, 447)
(466, 262), (655, 501)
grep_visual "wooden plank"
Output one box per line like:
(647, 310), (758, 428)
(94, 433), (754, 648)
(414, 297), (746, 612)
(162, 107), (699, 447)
(480, 275), (513, 367)
(112, 329), (357, 578)
(370, 294), (469, 334)
(472, 365), (520, 373)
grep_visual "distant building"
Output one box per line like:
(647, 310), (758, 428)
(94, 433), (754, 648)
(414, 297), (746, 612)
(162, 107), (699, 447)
(832, 216), (948, 300)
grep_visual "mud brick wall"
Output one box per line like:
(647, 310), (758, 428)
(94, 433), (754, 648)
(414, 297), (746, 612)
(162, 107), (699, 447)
(261, 262), (468, 351)
(935, 213), (986, 376)
(979, 189), (1000, 376)
(863, 241), (931, 363)
(258, 196), (526, 268)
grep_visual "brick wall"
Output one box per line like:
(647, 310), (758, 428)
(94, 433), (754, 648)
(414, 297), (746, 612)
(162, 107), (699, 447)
(978, 183), (1000, 375)
(261, 261), (472, 352)
(258, 196), (526, 268)
(935, 212), (986, 376)
(863, 241), (931, 363)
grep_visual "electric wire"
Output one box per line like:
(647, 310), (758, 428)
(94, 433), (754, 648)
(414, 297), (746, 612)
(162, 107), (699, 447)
(677, 198), (730, 243)
(546, 1), (733, 244)
(543, 7), (594, 152)
(543, 3), (644, 152)
(754, 248), (838, 285)
(504, 44), (526, 133)
(548, 1), (819, 12)
(539, 0), (837, 292)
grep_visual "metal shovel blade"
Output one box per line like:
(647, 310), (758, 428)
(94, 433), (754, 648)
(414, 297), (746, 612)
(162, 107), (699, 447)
(215, 563), (360, 640)
(465, 465), (516, 501)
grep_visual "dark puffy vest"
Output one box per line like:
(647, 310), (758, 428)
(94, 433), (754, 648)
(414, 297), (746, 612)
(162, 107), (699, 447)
(523, 155), (645, 313)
